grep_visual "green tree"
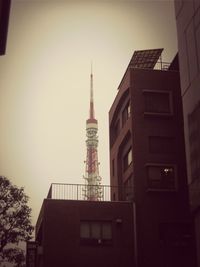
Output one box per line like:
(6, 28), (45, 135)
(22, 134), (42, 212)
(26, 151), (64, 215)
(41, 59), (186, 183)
(0, 176), (34, 266)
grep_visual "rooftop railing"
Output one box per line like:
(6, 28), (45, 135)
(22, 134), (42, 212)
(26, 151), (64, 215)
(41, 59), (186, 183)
(47, 183), (134, 202)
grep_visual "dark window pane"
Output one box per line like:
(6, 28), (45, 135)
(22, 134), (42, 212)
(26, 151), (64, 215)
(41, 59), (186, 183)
(123, 175), (133, 200)
(91, 222), (101, 239)
(112, 159), (115, 176)
(80, 221), (112, 246)
(122, 102), (131, 126)
(123, 148), (132, 171)
(144, 91), (172, 114)
(80, 222), (90, 238)
(102, 223), (112, 240)
(147, 165), (176, 190)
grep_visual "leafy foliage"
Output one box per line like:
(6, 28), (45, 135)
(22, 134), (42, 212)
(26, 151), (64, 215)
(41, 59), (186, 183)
(0, 176), (34, 266)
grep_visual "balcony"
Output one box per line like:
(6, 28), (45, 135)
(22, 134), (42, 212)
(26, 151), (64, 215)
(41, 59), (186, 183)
(47, 183), (134, 202)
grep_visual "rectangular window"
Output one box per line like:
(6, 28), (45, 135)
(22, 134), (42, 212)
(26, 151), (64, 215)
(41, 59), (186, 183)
(114, 119), (120, 138)
(123, 175), (133, 200)
(102, 222), (112, 240)
(146, 164), (177, 191)
(80, 221), (112, 246)
(123, 148), (132, 171)
(149, 136), (175, 154)
(122, 101), (131, 126)
(112, 158), (115, 176)
(143, 90), (173, 115)
(80, 222), (90, 238)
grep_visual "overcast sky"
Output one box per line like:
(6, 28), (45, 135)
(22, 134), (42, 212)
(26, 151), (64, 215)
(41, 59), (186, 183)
(0, 0), (177, 226)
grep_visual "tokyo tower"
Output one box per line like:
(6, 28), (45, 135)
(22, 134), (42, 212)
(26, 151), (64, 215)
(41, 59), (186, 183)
(83, 67), (102, 201)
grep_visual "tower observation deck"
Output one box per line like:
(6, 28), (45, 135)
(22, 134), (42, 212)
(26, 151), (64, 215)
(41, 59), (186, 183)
(83, 67), (102, 201)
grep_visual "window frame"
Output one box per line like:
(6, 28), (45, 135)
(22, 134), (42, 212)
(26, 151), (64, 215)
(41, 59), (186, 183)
(122, 101), (131, 126)
(146, 163), (177, 192)
(112, 158), (115, 177)
(123, 147), (133, 172)
(123, 175), (134, 200)
(143, 90), (173, 116)
(80, 220), (113, 246)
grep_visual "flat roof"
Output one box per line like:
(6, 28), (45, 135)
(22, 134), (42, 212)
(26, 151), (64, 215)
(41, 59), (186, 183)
(117, 48), (164, 89)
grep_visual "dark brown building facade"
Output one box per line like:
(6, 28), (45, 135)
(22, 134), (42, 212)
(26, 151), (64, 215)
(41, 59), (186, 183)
(109, 50), (196, 267)
(35, 199), (134, 267)
(174, 1), (200, 265)
(0, 0), (11, 55)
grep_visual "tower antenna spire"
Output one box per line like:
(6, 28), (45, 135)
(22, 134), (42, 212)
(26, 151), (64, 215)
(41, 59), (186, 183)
(90, 62), (94, 119)
(83, 64), (102, 201)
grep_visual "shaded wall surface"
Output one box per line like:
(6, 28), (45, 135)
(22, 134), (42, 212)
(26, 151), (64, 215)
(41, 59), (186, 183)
(109, 65), (196, 267)
(36, 199), (134, 267)
(174, 1), (200, 266)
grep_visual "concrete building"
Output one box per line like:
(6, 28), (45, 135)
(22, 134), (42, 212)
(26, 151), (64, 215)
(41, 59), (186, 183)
(109, 49), (196, 267)
(32, 49), (197, 267)
(35, 195), (134, 267)
(174, 1), (200, 265)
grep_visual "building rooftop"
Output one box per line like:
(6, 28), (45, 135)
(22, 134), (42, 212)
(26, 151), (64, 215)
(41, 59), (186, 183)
(46, 183), (133, 202)
(129, 48), (163, 69)
(118, 48), (172, 90)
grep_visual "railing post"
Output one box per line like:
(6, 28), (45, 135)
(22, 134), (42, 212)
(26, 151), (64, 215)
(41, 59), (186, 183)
(47, 184), (52, 199)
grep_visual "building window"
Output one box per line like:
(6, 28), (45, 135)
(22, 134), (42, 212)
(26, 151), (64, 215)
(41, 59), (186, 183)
(143, 90), (173, 115)
(115, 119), (120, 135)
(123, 148), (132, 171)
(146, 164), (177, 191)
(188, 102), (200, 182)
(112, 158), (115, 176)
(123, 175), (133, 200)
(80, 221), (112, 245)
(122, 101), (131, 126)
(149, 136), (175, 154)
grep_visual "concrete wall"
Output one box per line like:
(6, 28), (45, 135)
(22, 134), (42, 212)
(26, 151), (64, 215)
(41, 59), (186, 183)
(174, 1), (200, 265)
(174, 0), (200, 185)
(109, 65), (195, 267)
(36, 199), (134, 267)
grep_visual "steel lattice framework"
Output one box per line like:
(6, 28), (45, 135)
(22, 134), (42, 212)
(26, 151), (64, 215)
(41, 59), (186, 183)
(83, 67), (102, 201)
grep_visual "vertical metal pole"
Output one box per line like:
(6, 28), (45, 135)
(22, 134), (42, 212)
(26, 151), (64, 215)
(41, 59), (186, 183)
(160, 55), (162, 70)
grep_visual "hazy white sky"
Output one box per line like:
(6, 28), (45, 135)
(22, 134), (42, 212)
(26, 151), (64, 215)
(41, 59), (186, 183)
(0, 0), (177, 226)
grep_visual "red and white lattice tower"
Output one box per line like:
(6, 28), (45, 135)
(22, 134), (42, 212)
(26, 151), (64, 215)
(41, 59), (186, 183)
(83, 67), (102, 201)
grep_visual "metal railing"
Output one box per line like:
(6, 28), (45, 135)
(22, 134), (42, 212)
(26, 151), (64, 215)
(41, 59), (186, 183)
(154, 61), (171, 71)
(47, 183), (134, 202)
